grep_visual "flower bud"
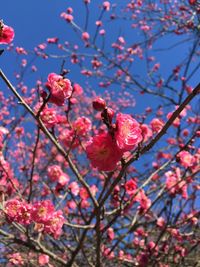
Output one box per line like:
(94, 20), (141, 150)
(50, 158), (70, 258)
(92, 97), (106, 111)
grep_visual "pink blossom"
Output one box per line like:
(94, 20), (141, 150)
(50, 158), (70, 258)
(165, 168), (188, 199)
(32, 200), (55, 223)
(73, 83), (83, 96)
(47, 37), (58, 44)
(72, 116), (92, 136)
(157, 217), (165, 228)
(79, 187), (89, 200)
(92, 97), (106, 111)
(140, 124), (153, 142)
(103, 1), (111, 11)
(15, 202), (33, 225)
(177, 150), (195, 168)
(125, 179), (137, 195)
(150, 118), (164, 132)
(38, 254), (49, 266)
(69, 181), (80, 196)
(46, 73), (73, 106)
(107, 227), (115, 241)
(5, 199), (32, 225)
(60, 13), (74, 23)
(15, 47), (27, 55)
(115, 113), (142, 152)
(167, 112), (180, 127)
(5, 199), (22, 222)
(82, 32), (90, 41)
(59, 129), (79, 148)
(0, 23), (15, 44)
(44, 210), (65, 239)
(86, 132), (123, 171)
(47, 165), (63, 182)
(57, 173), (70, 186)
(99, 29), (105, 35)
(40, 107), (58, 128)
(8, 253), (24, 266)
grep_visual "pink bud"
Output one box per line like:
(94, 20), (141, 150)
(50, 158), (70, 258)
(93, 97), (106, 111)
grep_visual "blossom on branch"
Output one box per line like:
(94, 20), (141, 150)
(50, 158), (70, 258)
(46, 73), (73, 106)
(86, 132), (123, 171)
(0, 22), (14, 44)
(115, 113), (143, 152)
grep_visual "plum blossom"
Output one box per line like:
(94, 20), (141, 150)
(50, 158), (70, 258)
(69, 181), (80, 196)
(0, 22), (15, 44)
(8, 253), (24, 266)
(40, 106), (58, 128)
(86, 132), (123, 171)
(5, 199), (32, 225)
(82, 32), (90, 41)
(38, 254), (49, 266)
(103, 1), (111, 11)
(165, 167), (188, 199)
(115, 113), (142, 152)
(46, 73), (73, 106)
(177, 150), (195, 168)
(32, 200), (55, 223)
(43, 210), (65, 239)
(125, 179), (137, 195)
(72, 116), (92, 136)
(150, 118), (164, 132)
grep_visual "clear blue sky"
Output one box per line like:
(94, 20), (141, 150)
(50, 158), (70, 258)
(0, 0), (198, 113)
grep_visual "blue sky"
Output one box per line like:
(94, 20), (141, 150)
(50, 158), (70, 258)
(0, 0), (199, 113)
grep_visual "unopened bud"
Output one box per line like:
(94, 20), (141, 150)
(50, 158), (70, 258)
(92, 97), (106, 111)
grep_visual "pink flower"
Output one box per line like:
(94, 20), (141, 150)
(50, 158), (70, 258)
(5, 199), (32, 225)
(165, 168), (188, 199)
(157, 217), (165, 228)
(5, 199), (22, 222)
(79, 187), (89, 200)
(72, 116), (92, 136)
(150, 118), (164, 132)
(38, 254), (49, 266)
(107, 227), (115, 241)
(177, 150), (194, 168)
(82, 32), (90, 41)
(57, 173), (70, 186)
(44, 210), (65, 239)
(15, 47), (27, 55)
(69, 181), (80, 196)
(15, 202), (33, 225)
(8, 253), (24, 266)
(40, 106), (58, 128)
(125, 179), (137, 195)
(103, 1), (111, 11)
(59, 129), (79, 148)
(167, 112), (180, 127)
(73, 83), (83, 96)
(86, 132), (123, 171)
(32, 200), (55, 223)
(46, 73), (72, 106)
(47, 37), (58, 44)
(115, 113), (142, 152)
(47, 165), (63, 182)
(0, 22), (15, 44)
(140, 124), (152, 142)
(60, 13), (74, 23)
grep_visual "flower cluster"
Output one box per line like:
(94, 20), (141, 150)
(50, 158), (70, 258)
(86, 109), (143, 171)
(5, 199), (65, 238)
